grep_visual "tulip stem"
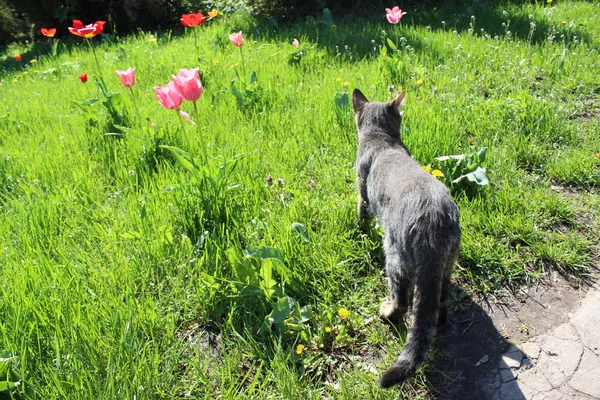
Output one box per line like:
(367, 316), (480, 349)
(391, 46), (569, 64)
(239, 46), (246, 79)
(192, 101), (199, 119)
(176, 109), (186, 130)
(192, 101), (208, 165)
(193, 27), (200, 64)
(129, 87), (142, 128)
(87, 38), (106, 88)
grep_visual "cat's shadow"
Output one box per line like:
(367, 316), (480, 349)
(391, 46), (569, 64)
(424, 285), (526, 400)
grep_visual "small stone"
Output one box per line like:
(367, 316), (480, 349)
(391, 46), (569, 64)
(476, 354), (489, 366)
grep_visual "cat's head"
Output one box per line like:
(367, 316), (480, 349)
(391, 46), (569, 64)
(352, 89), (405, 139)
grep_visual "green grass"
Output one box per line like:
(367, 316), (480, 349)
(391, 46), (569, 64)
(0, 1), (599, 398)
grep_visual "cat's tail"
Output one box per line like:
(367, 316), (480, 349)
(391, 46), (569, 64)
(379, 273), (441, 389)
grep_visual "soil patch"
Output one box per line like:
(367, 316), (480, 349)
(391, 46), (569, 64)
(428, 272), (594, 399)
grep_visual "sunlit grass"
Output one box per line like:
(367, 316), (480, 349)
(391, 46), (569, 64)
(0, 1), (599, 398)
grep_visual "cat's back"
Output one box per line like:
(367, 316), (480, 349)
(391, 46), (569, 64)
(369, 147), (459, 233)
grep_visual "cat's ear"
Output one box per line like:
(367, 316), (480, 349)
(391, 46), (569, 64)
(391, 91), (406, 110)
(352, 89), (369, 112)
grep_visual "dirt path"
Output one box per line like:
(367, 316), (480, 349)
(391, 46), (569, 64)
(429, 272), (599, 399)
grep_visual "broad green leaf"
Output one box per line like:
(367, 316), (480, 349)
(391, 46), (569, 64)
(239, 285), (262, 296)
(264, 258), (291, 280)
(299, 305), (311, 323)
(246, 246), (284, 261)
(0, 381), (19, 391)
(466, 167), (489, 185)
(108, 92), (123, 106)
(270, 296), (295, 323)
(259, 260), (276, 298)
(386, 38), (397, 52)
(159, 145), (199, 175)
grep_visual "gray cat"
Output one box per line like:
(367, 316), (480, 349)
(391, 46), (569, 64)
(352, 89), (461, 388)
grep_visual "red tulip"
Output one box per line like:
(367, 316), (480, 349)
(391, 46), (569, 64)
(40, 28), (57, 37)
(68, 20), (106, 38)
(116, 67), (135, 88)
(229, 31), (244, 47)
(154, 81), (183, 110)
(180, 12), (207, 27)
(171, 68), (203, 102)
(79, 73), (88, 83)
(14, 54), (21, 62)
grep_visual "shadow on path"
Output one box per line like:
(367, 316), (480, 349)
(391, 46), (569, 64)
(426, 285), (525, 400)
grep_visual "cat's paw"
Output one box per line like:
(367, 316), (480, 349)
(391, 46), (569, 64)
(379, 301), (407, 325)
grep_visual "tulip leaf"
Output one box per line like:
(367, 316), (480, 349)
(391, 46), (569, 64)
(322, 8), (333, 24)
(72, 98), (99, 112)
(387, 38), (397, 52)
(159, 145), (200, 175)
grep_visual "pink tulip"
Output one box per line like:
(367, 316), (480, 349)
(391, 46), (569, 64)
(154, 81), (195, 125)
(171, 68), (203, 102)
(116, 67), (135, 88)
(385, 6), (407, 24)
(229, 31), (244, 47)
(154, 81), (183, 110)
(292, 38), (300, 48)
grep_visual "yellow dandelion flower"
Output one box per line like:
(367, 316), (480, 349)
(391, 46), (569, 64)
(12, 79), (19, 83)
(296, 344), (305, 355)
(416, 79), (424, 85)
(148, 38), (157, 44)
(230, 63), (238, 69)
(208, 9), (218, 18)
(546, 0), (552, 3)
(431, 169), (445, 178)
(343, 81), (350, 86)
(30, 59), (37, 63)
(325, 327), (333, 333)
(422, 165), (433, 173)
(561, 20), (567, 25)
(337, 308), (349, 318)
(21, 71), (28, 75)
(336, 77), (342, 82)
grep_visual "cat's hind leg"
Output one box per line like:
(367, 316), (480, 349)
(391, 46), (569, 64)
(380, 248), (412, 326)
(438, 244), (459, 327)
